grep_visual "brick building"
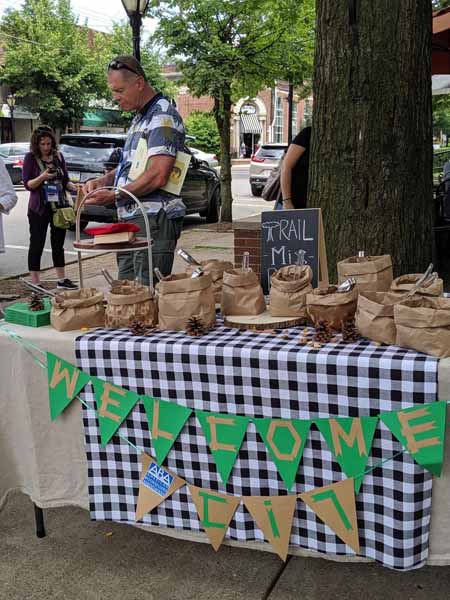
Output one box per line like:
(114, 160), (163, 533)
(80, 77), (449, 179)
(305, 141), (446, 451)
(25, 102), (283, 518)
(163, 65), (312, 157)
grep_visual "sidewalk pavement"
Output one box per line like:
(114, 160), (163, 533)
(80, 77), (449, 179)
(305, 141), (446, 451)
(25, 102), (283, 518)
(2, 490), (450, 600)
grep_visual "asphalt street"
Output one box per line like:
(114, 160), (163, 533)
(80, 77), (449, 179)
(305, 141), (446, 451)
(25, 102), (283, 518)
(1, 166), (268, 279)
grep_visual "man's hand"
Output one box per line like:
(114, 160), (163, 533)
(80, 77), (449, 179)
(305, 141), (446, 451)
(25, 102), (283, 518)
(84, 189), (115, 206)
(82, 178), (104, 196)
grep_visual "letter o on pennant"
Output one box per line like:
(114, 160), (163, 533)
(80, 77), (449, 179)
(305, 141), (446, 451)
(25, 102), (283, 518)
(266, 421), (301, 461)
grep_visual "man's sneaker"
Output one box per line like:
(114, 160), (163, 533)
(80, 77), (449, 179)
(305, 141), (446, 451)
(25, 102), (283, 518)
(57, 278), (78, 290)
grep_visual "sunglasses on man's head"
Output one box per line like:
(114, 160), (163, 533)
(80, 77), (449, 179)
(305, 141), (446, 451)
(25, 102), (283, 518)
(108, 60), (143, 77)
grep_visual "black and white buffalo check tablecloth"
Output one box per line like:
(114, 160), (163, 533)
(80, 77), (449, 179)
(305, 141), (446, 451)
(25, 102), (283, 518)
(75, 323), (439, 570)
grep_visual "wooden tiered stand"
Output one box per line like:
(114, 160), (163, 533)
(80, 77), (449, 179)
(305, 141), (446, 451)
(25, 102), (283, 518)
(73, 187), (154, 292)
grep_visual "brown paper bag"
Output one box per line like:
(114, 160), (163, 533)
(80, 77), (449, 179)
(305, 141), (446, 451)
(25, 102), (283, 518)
(337, 255), (393, 293)
(306, 286), (358, 331)
(186, 259), (233, 303)
(269, 265), (313, 318)
(51, 288), (105, 332)
(106, 283), (157, 328)
(355, 291), (405, 345)
(221, 269), (266, 316)
(157, 273), (216, 330)
(390, 273), (444, 297)
(394, 297), (450, 358)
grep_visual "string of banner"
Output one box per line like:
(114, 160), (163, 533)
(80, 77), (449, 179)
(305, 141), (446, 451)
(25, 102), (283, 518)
(2, 324), (446, 562)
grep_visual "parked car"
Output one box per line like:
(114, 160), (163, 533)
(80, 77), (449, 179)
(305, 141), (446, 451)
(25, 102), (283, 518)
(248, 143), (287, 196)
(188, 146), (219, 168)
(0, 142), (29, 184)
(59, 133), (221, 225)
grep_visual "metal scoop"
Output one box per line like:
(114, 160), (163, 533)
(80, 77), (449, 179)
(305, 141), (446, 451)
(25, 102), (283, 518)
(336, 277), (356, 293)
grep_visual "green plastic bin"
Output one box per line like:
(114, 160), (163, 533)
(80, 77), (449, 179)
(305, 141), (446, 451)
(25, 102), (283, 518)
(4, 297), (52, 327)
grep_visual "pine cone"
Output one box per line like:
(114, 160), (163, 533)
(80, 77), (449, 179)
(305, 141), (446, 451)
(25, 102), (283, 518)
(341, 318), (360, 343)
(186, 315), (208, 337)
(313, 319), (333, 343)
(28, 293), (45, 312)
(129, 319), (147, 336)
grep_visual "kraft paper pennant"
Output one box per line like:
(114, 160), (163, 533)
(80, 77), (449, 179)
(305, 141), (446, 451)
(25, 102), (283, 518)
(254, 418), (312, 490)
(47, 352), (91, 421)
(135, 453), (186, 522)
(243, 495), (297, 561)
(188, 485), (241, 551)
(141, 395), (192, 464)
(91, 377), (140, 446)
(300, 478), (360, 554)
(316, 416), (378, 493)
(380, 401), (447, 476)
(196, 410), (250, 484)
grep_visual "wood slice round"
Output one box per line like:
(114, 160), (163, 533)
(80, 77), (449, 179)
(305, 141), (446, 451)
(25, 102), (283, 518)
(73, 237), (149, 251)
(224, 309), (305, 331)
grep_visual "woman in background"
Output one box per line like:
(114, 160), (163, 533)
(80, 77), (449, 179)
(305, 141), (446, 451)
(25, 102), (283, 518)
(280, 126), (311, 210)
(22, 126), (78, 289)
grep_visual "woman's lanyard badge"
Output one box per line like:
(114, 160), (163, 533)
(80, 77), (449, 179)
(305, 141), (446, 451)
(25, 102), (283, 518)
(44, 181), (60, 205)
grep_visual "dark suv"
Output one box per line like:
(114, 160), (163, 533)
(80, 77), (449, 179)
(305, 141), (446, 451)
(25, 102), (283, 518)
(59, 133), (221, 223)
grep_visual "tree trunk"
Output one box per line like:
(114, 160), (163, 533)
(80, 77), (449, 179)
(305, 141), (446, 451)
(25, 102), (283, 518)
(309, 0), (433, 278)
(214, 90), (233, 222)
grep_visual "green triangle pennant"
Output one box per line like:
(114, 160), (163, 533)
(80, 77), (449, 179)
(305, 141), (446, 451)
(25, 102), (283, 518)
(141, 395), (192, 464)
(91, 377), (140, 446)
(380, 401), (447, 476)
(196, 410), (250, 484)
(47, 352), (91, 421)
(316, 416), (378, 493)
(254, 418), (312, 490)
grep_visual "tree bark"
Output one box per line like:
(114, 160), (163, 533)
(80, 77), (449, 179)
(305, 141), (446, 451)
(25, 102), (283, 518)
(214, 89), (233, 222)
(309, 0), (433, 278)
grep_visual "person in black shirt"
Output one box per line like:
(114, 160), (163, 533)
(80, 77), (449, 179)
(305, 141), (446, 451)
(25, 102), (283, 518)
(280, 126), (311, 210)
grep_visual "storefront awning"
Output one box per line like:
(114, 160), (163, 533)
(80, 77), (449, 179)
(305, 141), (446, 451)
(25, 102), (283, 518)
(240, 113), (262, 134)
(82, 109), (125, 127)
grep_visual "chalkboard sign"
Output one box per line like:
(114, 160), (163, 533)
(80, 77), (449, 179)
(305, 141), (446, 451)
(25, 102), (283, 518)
(260, 208), (328, 294)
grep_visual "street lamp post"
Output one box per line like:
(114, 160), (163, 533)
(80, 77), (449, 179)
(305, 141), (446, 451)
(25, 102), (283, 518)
(6, 93), (16, 143)
(120, 0), (150, 62)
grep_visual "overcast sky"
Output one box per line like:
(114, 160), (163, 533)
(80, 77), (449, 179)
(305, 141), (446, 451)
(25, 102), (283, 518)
(0, 0), (158, 34)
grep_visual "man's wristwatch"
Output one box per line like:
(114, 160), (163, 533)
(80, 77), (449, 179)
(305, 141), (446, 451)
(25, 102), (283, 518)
(114, 189), (121, 202)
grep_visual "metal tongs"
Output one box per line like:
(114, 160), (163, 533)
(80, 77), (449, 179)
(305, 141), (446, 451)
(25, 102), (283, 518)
(336, 277), (356, 293)
(20, 277), (57, 297)
(405, 263), (436, 299)
(101, 268), (123, 288)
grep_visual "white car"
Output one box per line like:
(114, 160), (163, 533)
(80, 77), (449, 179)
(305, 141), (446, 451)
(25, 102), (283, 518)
(188, 146), (219, 168)
(249, 143), (287, 196)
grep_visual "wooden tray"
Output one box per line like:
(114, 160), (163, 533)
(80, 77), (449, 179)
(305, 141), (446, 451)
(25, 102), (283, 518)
(224, 309), (305, 331)
(73, 237), (150, 252)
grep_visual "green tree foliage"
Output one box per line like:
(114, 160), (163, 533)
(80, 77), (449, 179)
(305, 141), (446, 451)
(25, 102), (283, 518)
(432, 0), (450, 9)
(0, 1), (175, 130)
(150, 0), (315, 221)
(433, 95), (450, 136)
(0, 0), (109, 129)
(185, 111), (221, 156)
